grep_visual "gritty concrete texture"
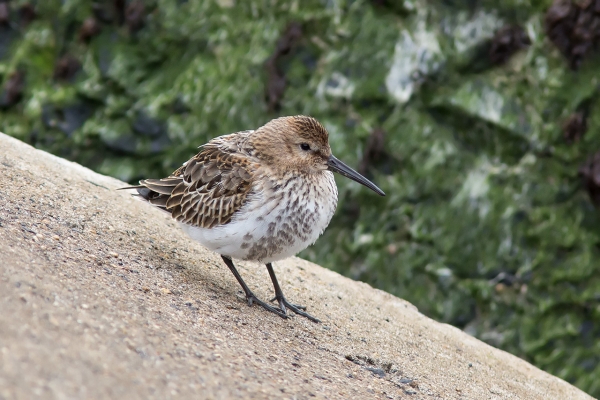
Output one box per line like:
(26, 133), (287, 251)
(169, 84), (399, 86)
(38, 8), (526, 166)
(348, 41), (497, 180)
(0, 132), (593, 400)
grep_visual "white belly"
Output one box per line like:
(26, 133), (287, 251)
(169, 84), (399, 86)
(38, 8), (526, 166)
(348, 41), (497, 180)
(179, 172), (338, 263)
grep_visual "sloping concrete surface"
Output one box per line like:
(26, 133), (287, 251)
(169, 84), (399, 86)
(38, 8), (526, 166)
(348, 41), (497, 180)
(0, 133), (592, 400)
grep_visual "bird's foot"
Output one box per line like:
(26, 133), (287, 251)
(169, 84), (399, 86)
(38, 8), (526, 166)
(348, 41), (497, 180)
(273, 295), (320, 323)
(269, 296), (306, 310)
(245, 292), (288, 319)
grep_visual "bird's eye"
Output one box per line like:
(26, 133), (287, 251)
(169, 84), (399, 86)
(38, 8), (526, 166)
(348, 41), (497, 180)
(300, 143), (311, 151)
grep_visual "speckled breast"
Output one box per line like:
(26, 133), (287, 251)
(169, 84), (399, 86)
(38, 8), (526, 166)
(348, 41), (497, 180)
(181, 171), (338, 263)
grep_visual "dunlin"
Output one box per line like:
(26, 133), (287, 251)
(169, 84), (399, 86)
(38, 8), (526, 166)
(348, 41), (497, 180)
(123, 116), (385, 322)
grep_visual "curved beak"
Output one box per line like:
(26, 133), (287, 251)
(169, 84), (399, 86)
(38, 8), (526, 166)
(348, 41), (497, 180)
(327, 155), (385, 196)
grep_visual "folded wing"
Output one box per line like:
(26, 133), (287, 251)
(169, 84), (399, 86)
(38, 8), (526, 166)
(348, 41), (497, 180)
(135, 138), (256, 229)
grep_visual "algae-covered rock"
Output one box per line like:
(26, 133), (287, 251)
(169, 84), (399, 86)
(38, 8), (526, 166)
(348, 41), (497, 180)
(1, 0), (599, 396)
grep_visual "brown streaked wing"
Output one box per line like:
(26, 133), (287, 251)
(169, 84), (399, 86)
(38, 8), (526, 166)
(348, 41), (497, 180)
(158, 143), (256, 229)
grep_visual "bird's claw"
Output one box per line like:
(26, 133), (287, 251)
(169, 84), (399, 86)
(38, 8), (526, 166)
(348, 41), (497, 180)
(269, 296), (307, 310)
(246, 293), (288, 319)
(274, 296), (320, 323)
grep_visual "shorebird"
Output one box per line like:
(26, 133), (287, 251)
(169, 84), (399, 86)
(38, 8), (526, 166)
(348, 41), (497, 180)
(124, 115), (385, 322)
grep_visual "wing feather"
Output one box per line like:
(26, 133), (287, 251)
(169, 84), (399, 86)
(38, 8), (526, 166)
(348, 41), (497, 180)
(135, 133), (256, 229)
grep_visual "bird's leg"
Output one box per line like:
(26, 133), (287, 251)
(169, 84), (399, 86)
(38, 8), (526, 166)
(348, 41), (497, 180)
(220, 255), (287, 319)
(265, 263), (320, 323)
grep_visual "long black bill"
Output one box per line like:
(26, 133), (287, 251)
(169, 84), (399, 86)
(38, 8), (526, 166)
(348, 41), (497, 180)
(327, 155), (385, 196)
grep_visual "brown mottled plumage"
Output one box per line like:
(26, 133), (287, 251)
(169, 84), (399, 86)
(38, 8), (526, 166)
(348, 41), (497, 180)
(140, 134), (256, 228)
(122, 115), (385, 322)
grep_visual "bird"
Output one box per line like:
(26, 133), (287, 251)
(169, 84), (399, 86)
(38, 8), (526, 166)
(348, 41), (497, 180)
(122, 115), (385, 322)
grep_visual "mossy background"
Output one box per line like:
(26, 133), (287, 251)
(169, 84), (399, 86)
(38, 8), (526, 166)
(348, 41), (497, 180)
(2, 0), (600, 396)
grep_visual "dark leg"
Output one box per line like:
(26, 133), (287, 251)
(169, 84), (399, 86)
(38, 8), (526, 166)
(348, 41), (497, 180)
(266, 263), (320, 323)
(220, 255), (286, 319)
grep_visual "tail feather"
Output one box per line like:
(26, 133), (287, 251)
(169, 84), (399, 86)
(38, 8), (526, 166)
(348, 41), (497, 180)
(116, 185), (145, 190)
(140, 178), (182, 195)
(118, 177), (183, 212)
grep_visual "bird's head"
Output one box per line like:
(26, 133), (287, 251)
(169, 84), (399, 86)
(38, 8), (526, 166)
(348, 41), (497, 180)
(252, 115), (385, 196)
